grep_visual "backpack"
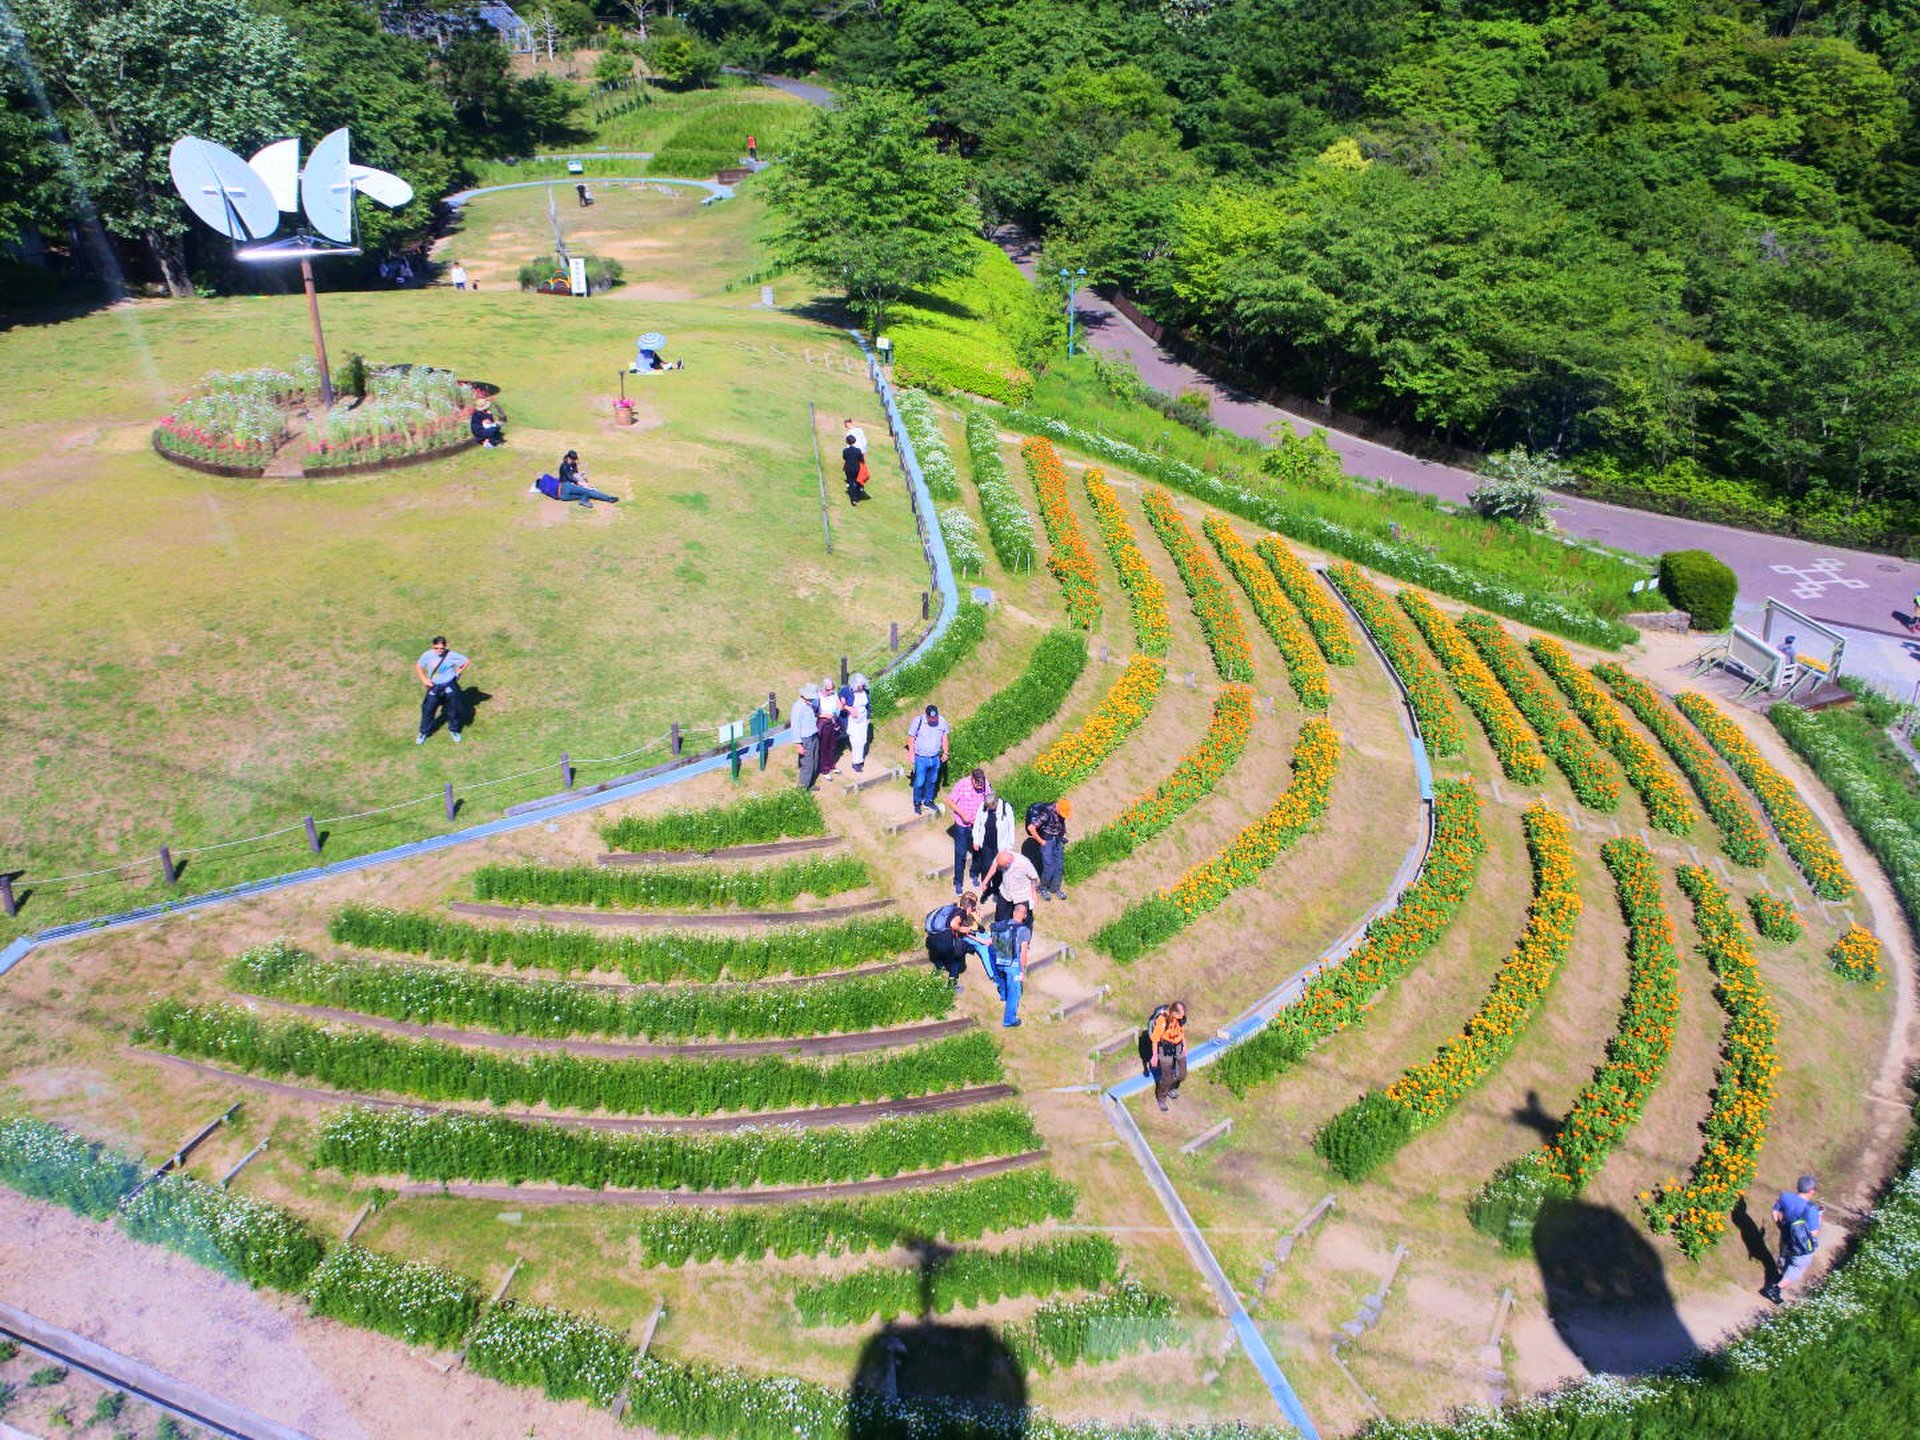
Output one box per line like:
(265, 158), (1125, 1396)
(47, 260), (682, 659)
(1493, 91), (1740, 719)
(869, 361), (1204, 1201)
(990, 920), (1024, 972)
(1138, 1004), (1170, 1076)
(1785, 1213), (1819, 1258)
(925, 904), (960, 937)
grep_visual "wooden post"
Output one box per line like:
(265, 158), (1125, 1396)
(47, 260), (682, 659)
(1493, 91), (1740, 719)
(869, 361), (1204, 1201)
(768, 691), (778, 725)
(304, 816), (322, 854)
(839, 656), (849, 686)
(0, 874), (14, 917)
(890, 622), (900, 653)
(921, 591), (930, 620)
(158, 846), (177, 887)
(561, 752), (574, 789)
(671, 722), (683, 756)
(444, 783), (456, 821)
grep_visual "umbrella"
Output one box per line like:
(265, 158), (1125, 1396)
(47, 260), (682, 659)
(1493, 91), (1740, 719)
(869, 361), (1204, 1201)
(636, 331), (667, 349)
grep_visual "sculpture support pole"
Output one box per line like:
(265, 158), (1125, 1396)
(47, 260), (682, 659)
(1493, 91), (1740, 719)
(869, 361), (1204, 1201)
(302, 259), (335, 408)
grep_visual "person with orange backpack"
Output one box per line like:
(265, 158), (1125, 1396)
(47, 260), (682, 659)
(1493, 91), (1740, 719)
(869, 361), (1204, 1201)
(1140, 1001), (1188, 1111)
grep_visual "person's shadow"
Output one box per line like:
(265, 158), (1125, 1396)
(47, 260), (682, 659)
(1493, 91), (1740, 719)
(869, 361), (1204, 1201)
(1533, 1198), (1697, 1375)
(847, 1236), (1028, 1438)
(1731, 1197), (1780, 1289)
(420, 687), (492, 740)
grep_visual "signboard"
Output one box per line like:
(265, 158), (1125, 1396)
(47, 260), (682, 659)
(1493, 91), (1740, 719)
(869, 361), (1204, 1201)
(568, 255), (588, 297)
(719, 720), (747, 745)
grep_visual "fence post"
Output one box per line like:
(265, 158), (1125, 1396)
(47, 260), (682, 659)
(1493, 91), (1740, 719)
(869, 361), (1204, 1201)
(304, 816), (322, 854)
(158, 846), (177, 887)
(890, 622), (899, 653)
(768, 690), (778, 726)
(444, 783), (457, 821)
(921, 591), (930, 620)
(671, 722), (683, 757)
(839, 656), (849, 687)
(0, 874), (14, 918)
(561, 752), (574, 789)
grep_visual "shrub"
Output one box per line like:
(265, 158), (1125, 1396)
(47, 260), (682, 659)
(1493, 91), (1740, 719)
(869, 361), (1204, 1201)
(118, 1173), (325, 1291)
(470, 854), (872, 910)
(868, 601), (988, 723)
(896, 389), (961, 501)
(1829, 923), (1884, 983)
(1022, 437), (1101, 629)
(1206, 517), (1330, 709)
(947, 630), (1089, 775)
(327, 905), (917, 983)
(1658, 549), (1737, 629)
(516, 254), (623, 292)
(313, 1102), (1043, 1190)
(0, 1115), (140, 1219)
(141, 1001), (1003, 1117)
(600, 790), (826, 853)
(792, 1235), (1120, 1325)
(1014, 654), (1166, 803)
(1748, 893), (1804, 943)
(1260, 427), (1345, 489)
(1469, 448), (1576, 527)
(963, 409), (1036, 570)
(1083, 469), (1172, 656)
(305, 1245), (482, 1348)
(464, 1300), (633, 1406)
(1316, 1092), (1419, 1181)
(1141, 487), (1256, 682)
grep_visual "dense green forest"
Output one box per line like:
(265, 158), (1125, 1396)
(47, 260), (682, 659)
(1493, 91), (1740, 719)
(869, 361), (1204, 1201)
(696, 0), (1920, 545)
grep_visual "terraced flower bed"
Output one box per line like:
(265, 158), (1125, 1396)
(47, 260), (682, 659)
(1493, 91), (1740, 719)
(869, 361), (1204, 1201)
(1257, 534), (1356, 665)
(470, 855), (872, 910)
(963, 409), (1036, 570)
(792, 1234), (1121, 1325)
(1082, 468), (1171, 656)
(947, 629), (1090, 774)
(1205, 516), (1330, 709)
(601, 790), (826, 853)
(1457, 612), (1621, 811)
(1141, 487), (1255, 682)
(1529, 637), (1695, 835)
(1399, 589), (1547, 783)
(1019, 653), (1166, 801)
(1021, 436), (1101, 629)
(1325, 562), (1466, 754)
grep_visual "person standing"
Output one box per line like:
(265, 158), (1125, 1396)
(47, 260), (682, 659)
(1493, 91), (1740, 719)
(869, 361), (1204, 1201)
(1148, 1001), (1188, 1112)
(817, 676), (843, 778)
(1026, 797), (1072, 899)
(843, 418), (868, 457)
(980, 847), (1038, 924)
(905, 704), (949, 815)
(414, 636), (470, 744)
(845, 675), (871, 773)
(450, 261), (468, 291)
(970, 789), (1015, 894)
(790, 683), (821, 790)
(988, 901), (1031, 1028)
(746, 134), (757, 162)
(946, 768), (992, 897)
(1763, 1175), (1823, 1304)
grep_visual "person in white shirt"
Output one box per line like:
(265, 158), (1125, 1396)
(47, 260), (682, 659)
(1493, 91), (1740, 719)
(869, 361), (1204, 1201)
(843, 418), (868, 456)
(845, 674), (872, 773)
(450, 262), (468, 291)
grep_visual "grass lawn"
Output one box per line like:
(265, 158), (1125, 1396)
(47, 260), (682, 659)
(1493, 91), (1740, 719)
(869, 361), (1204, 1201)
(0, 188), (928, 932)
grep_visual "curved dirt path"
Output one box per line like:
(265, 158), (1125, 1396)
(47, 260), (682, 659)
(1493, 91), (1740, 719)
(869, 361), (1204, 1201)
(597, 835), (844, 865)
(448, 897), (893, 927)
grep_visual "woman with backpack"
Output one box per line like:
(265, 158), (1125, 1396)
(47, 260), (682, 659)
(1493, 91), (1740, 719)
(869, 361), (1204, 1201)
(1143, 1001), (1188, 1111)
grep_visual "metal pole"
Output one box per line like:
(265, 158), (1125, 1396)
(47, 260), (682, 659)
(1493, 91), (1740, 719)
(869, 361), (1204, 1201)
(890, 622), (900, 653)
(301, 259), (335, 408)
(304, 816), (322, 854)
(0, 874), (14, 917)
(922, 591), (930, 620)
(444, 783), (456, 821)
(839, 656), (849, 687)
(561, 752), (574, 789)
(671, 722), (683, 756)
(158, 846), (178, 887)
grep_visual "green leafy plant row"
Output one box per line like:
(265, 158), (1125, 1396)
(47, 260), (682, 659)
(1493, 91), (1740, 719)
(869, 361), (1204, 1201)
(1468, 837), (1682, 1251)
(1316, 806), (1581, 1182)
(330, 907), (915, 985)
(947, 630), (1090, 776)
(305, 1243), (481, 1349)
(963, 408), (1036, 571)
(600, 790), (826, 854)
(1093, 718), (1340, 963)
(792, 1234), (1121, 1326)
(1529, 638), (1696, 835)
(1211, 779), (1487, 1095)
(1064, 685), (1256, 884)
(232, 941), (952, 1041)
(1005, 1280), (1182, 1374)
(896, 388), (963, 501)
(1206, 516), (1330, 709)
(465, 1299), (634, 1407)
(1325, 563), (1466, 754)
(1399, 590), (1547, 784)
(0, 1114), (140, 1220)
(1256, 534), (1357, 665)
(313, 1102), (1043, 1191)
(141, 1001), (1003, 1118)
(470, 855), (872, 911)
(941, 506), (986, 576)
(869, 601), (988, 724)
(1594, 664), (1769, 866)
(118, 1171), (326, 1292)
(998, 410), (1635, 650)
(633, 1169), (1080, 1264)
(1457, 612), (1621, 812)
(1141, 487), (1256, 682)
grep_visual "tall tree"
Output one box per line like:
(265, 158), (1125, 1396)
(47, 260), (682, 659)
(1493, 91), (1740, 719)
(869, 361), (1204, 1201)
(760, 90), (980, 332)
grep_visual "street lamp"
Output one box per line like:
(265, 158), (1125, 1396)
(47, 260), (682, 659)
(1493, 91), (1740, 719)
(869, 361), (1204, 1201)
(1059, 267), (1087, 357)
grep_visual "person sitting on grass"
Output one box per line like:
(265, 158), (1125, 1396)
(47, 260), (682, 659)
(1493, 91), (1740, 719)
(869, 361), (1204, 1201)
(634, 345), (684, 373)
(531, 451), (618, 508)
(469, 397), (505, 447)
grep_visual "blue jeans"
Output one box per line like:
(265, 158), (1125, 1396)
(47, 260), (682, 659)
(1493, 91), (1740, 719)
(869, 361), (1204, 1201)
(1041, 836), (1065, 894)
(993, 962), (1023, 1026)
(911, 754), (942, 809)
(951, 823), (973, 893)
(557, 480), (617, 503)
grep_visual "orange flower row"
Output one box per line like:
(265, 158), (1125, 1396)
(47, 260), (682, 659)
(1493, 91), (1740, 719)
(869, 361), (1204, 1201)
(1254, 535), (1356, 665)
(1082, 469), (1171, 656)
(1747, 892), (1803, 943)
(1030, 654), (1165, 789)
(1643, 866), (1779, 1257)
(1530, 638), (1696, 836)
(1020, 436), (1101, 630)
(1141, 488), (1256, 684)
(1673, 691), (1853, 900)
(1828, 922), (1883, 984)
(1325, 563), (1466, 755)
(1457, 612), (1621, 813)
(1205, 517), (1331, 711)
(1383, 805), (1582, 1123)
(1594, 663), (1769, 866)
(1399, 589), (1547, 784)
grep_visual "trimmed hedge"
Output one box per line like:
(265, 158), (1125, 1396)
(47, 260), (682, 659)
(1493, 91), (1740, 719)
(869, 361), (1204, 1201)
(631, 1169), (1080, 1263)
(141, 1001), (1002, 1117)
(947, 630), (1090, 775)
(305, 1244), (482, 1348)
(1659, 548), (1737, 629)
(600, 790), (825, 853)
(328, 905), (918, 983)
(470, 855), (871, 910)
(792, 1234), (1120, 1325)
(869, 602), (988, 724)
(963, 408), (1036, 571)
(313, 1102), (1043, 1190)
(231, 941), (952, 1041)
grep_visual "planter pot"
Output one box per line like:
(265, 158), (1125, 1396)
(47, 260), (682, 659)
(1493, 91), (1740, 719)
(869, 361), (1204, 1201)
(615, 405), (637, 426)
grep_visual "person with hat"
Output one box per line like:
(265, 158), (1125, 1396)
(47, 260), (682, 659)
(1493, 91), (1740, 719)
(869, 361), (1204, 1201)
(790, 683), (822, 790)
(1763, 1174), (1822, 1303)
(469, 396), (505, 447)
(905, 702), (950, 815)
(1025, 796), (1073, 900)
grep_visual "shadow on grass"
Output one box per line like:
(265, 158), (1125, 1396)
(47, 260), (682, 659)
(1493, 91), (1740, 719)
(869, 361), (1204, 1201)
(1534, 1196), (1696, 1375)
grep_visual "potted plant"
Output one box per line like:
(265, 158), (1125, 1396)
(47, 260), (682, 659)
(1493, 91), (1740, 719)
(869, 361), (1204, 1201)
(614, 396), (637, 425)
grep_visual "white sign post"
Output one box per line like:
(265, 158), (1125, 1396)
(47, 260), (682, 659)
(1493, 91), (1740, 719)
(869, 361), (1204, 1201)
(569, 256), (588, 297)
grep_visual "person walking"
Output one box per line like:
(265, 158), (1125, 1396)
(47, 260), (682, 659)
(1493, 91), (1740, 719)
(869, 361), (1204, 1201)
(1026, 796), (1072, 899)
(845, 674), (871, 773)
(843, 418), (868, 457)
(1147, 1001), (1188, 1111)
(980, 847), (1039, 924)
(1763, 1175), (1823, 1304)
(906, 704), (949, 815)
(450, 261), (468, 291)
(842, 437), (868, 504)
(790, 683), (822, 790)
(946, 768), (992, 897)
(414, 636), (470, 744)
(987, 901), (1031, 1028)
(970, 788), (1014, 894)
(746, 134), (757, 162)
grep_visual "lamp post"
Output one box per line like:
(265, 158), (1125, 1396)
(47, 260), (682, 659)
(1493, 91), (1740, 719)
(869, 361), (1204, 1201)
(1059, 267), (1087, 358)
